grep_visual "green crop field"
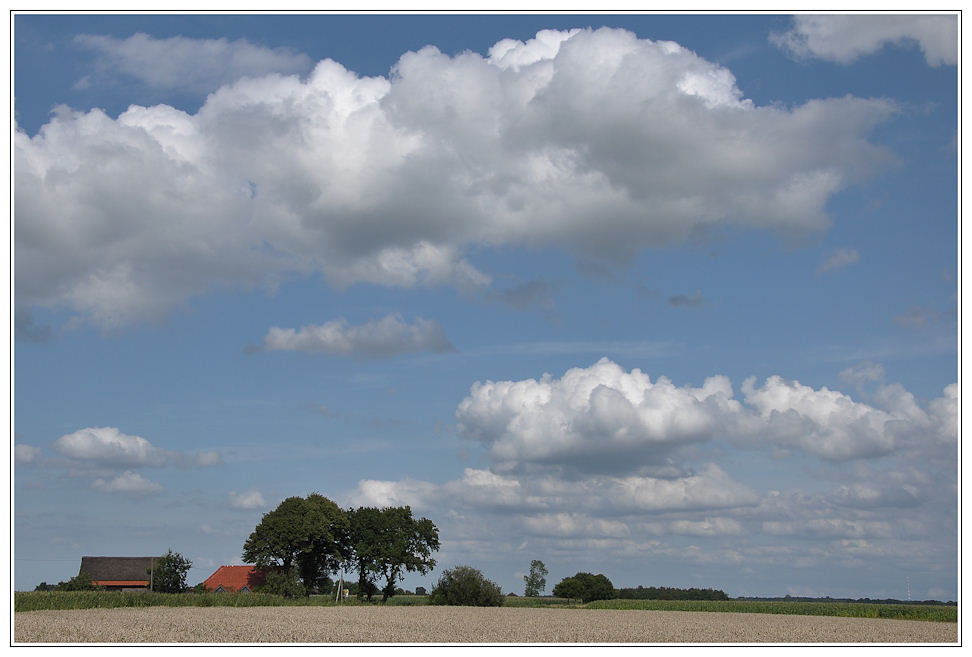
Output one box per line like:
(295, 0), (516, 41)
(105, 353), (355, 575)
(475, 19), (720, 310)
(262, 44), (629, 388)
(586, 598), (957, 623)
(14, 591), (956, 623)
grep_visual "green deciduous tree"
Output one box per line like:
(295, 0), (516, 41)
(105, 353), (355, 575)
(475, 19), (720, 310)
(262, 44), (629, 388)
(347, 505), (440, 603)
(151, 549), (193, 593)
(523, 559), (548, 597)
(552, 576), (584, 603)
(553, 572), (615, 603)
(428, 565), (504, 607)
(242, 493), (350, 595)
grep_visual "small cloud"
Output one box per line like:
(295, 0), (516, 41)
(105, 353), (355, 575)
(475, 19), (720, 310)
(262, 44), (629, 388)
(195, 451), (222, 467)
(307, 403), (337, 418)
(15, 444), (43, 465)
(493, 277), (560, 316)
(667, 291), (705, 308)
(15, 310), (52, 343)
(256, 314), (454, 358)
(669, 517), (744, 537)
(839, 361), (886, 386)
(895, 307), (939, 328)
(818, 248), (859, 273)
(51, 426), (220, 469)
(73, 32), (313, 94)
(637, 285), (659, 299)
(575, 259), (617, 279)
(227, 488), (267, 510)
(92, 471), (163, 496)
(770, 15), (957, 66)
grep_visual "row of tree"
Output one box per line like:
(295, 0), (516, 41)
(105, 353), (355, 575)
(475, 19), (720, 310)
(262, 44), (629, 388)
(616, 585), (729, 601)
(241, 493), (439, 602)
(528, 565), (728, 604)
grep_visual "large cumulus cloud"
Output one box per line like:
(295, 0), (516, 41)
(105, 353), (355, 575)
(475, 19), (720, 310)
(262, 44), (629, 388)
(456, 358), (956, 467)
(16, 27), (896, 328)
(341, 358), (955, 583)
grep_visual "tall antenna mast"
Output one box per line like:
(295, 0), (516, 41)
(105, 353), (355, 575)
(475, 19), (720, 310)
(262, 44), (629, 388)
(906, 576), (911, 602)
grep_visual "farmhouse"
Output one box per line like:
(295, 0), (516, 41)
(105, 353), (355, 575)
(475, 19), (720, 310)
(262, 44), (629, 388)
(202, 565), (269, 593)
(77, 556), (161, 591)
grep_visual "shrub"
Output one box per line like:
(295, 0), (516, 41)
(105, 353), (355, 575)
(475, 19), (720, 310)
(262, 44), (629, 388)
(57, 571), (100, 591)
(428, 566), (504, 607)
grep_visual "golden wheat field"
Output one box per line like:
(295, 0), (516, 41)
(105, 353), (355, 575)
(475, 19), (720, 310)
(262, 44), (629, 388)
(14, 606), (958, 643)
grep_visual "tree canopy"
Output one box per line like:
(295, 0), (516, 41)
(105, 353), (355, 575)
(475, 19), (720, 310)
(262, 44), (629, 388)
(347, 505), (440, 603)
(242, 493), (349, 594)
(523, 559), (548, 597)
(553, 572), (615, 603)
(151, 549), (192, 593)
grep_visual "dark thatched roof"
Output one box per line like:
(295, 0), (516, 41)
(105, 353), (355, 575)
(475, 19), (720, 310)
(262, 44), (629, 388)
(78, 556), (161, 581)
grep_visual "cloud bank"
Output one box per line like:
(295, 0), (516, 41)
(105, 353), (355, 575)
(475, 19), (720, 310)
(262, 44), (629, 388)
(456, 358), (955, 467)
(346, 359), (956, 565)
(771, 15), (957, 66)
(16, 27), (897, 328)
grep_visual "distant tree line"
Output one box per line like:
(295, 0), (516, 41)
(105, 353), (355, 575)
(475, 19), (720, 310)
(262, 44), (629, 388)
(736, 595), (957, 606)
(616, 585), (729, 601)
(34, 572), (100, 592)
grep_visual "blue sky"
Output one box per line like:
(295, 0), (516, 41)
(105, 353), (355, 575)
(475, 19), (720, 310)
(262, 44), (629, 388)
(13, 12), (958, 600)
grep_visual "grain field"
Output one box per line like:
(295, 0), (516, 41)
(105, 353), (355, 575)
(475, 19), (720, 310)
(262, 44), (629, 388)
(14, 606), (958, 643)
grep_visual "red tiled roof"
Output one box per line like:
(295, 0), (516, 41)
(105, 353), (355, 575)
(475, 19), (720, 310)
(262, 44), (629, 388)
(202, 565), (269, 592)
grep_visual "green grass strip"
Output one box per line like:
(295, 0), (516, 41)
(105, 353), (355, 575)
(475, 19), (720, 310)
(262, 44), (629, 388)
(14, 591), (354, 612)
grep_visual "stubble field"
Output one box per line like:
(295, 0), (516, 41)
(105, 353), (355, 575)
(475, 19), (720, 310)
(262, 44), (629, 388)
(14, 606), (958, 643)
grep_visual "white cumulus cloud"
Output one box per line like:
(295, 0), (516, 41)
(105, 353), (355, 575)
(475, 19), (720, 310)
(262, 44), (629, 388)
(457, 358), (742, 472)
(258, 313), (454, 357)
(227, 488), (267, 510)
(458, 358), (956, 466)
(91, 471), (163, 495)
(51, 426), (220, 468)
(15, 444), (43, 465)
(771, 15), (957, 66)
(16, 27), (897, 328)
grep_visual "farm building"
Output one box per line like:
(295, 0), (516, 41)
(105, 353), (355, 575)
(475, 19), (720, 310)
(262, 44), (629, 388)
(202, 565), (270, 593)
(77, 556), (161, 591)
